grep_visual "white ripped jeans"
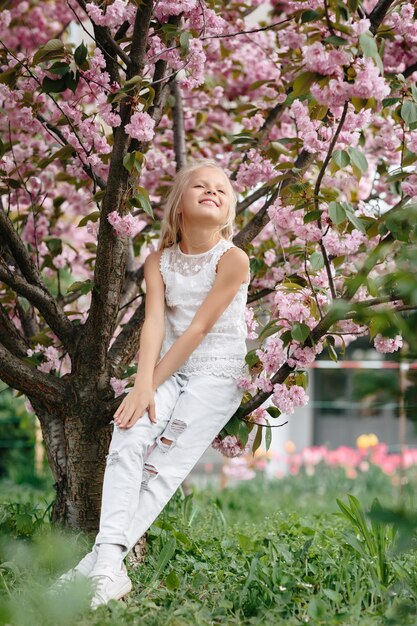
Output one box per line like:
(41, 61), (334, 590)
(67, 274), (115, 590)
(94, 371), (244, 556)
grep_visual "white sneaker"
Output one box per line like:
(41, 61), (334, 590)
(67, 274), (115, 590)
(88, 565), (132, 609)
(47, 549), (97, 595)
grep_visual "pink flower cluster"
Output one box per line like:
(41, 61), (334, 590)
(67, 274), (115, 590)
(110, 377), (127, 397)
(86, 1), (134, 29)
(310, 59), (390, 108)
(402, 174), (417, 198)
(302, 41), (350, 76)
(125, 111), (156, 143)
(256, 335), (286, 374)
(374, 333), (403, 353)
(154, 0), (198, 20)
(285, 443), (417, 479)
(212, 409), (267, 458)
(235, 148), (275, 191)
(272, 383), (309, 415)
(107, 211), (146, 237)
(245, 306), (259, 339)
(27, 344), (61, 374)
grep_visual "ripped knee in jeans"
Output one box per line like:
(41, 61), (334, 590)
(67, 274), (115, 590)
(156, 418), (186, 452)
(141, 462), (158, 492)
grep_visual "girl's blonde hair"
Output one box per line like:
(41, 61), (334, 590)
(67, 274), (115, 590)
(157, 158), (238, 251)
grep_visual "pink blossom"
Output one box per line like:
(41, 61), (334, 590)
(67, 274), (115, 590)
(110, 377), (127, 397)
(302, 42), (350, 75)
(211, 434), (246, 458)
(86, 0), (131, 29)
(256, 335), (286, 374)
(125, 111), (155, 142)
(154, 0), (198, 20)
(236, 376), (256, 392)
(235, 148), (275, 190)
(223, 458), (256, 480)
(245, 306), (259, 339)
(402, 174), (417, 197)
(272, 383), (309, 415)
(254, 375), (274, 392)
(107, 211), (146, 237)
(374, 333), (403, 353)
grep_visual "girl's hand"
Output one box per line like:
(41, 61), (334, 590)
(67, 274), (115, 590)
(113, 387), (156, 429)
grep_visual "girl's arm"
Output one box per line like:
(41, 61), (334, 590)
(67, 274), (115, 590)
(152, 247), (249, 389)
(113, 251), (165, 428)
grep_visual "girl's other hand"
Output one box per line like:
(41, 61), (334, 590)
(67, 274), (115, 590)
(113, 387), (156, 429)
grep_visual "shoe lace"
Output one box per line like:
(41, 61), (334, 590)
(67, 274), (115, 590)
(90, 573), (112, 604)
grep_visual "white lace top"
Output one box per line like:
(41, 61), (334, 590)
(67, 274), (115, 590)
(158, 238), (250, 379)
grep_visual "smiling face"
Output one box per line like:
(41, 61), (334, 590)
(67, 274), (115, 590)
(178, 166), (230, 230)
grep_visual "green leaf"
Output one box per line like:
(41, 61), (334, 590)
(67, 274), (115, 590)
(123, 152), (136, 173)
(324, 35), (349, 46)
(291, 323), (311, 343)
(74, 42), (88, 67)
(252, 424), (263, 455)
(179, 31), (192, 54)
(165, 569), (180, 591)
(265, 420), (272, 451)
(149, 537), (176, 584)
(301, 9), (321, 22)
(325, 336), (338, 363)
(48, 61), (70, 76)
(33, 39), (65, 65)
(332, 149), (350, 169)
(133, 186), (153, 218)
(347, 147), (368, 172)
(328, 201), (346, 224)
(292, 71), (317, 97)
(41, 75), (67, 94)
(78, 211), (100, 227)
(359, 31), (383, 73)
(66, 279), (94, 295)
(245, 349), (260, 368)
(303, 210), (321, 223)
(345, 206), (367, 233)
(309, 252), (324, 270)
(401, 100), (417, 126)
(266, 406), (281, 418)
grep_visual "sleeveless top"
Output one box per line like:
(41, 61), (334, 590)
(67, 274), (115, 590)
(158, 238), (250, 379)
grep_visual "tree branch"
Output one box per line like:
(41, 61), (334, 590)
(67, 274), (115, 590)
(314, 100), (349, 300)
(233, 150), (315, 249)
(369, 0), (396, 34)
(0, 303), (29, 357)
(0, 262), (75, 352)
(0, 343), (65, 410)
(80, 1), (154, 376)
(171, 75), (188, 171)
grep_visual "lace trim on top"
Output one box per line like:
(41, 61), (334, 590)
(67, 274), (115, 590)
(159, 239), (251, 284)
(177, 357), (249, 379)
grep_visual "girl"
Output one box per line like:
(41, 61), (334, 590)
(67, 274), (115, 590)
(52, 158), (250, 608)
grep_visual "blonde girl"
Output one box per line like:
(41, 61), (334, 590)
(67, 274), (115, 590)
(52, 158), (250, 608)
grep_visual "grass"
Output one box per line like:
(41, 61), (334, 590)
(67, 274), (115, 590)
(1, 465), (417, 625)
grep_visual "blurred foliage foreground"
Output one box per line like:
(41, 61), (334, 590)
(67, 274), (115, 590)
(1, 466), (417, 626)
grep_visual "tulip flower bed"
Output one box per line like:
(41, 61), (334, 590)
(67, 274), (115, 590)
(1, 451), (417, 626)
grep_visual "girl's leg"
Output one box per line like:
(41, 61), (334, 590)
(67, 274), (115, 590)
(93, 371), (186, 550)
(121, 374), (244, 557)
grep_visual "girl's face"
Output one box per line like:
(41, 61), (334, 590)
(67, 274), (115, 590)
(178, 167), (230, 230)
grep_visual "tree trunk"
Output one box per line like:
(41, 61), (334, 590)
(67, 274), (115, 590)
(33, 397), (112, 533)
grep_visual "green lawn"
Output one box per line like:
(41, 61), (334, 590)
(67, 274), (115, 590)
(1, 465), (417, 625)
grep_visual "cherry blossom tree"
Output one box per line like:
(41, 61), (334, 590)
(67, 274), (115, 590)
(0, 0), (416, 531)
